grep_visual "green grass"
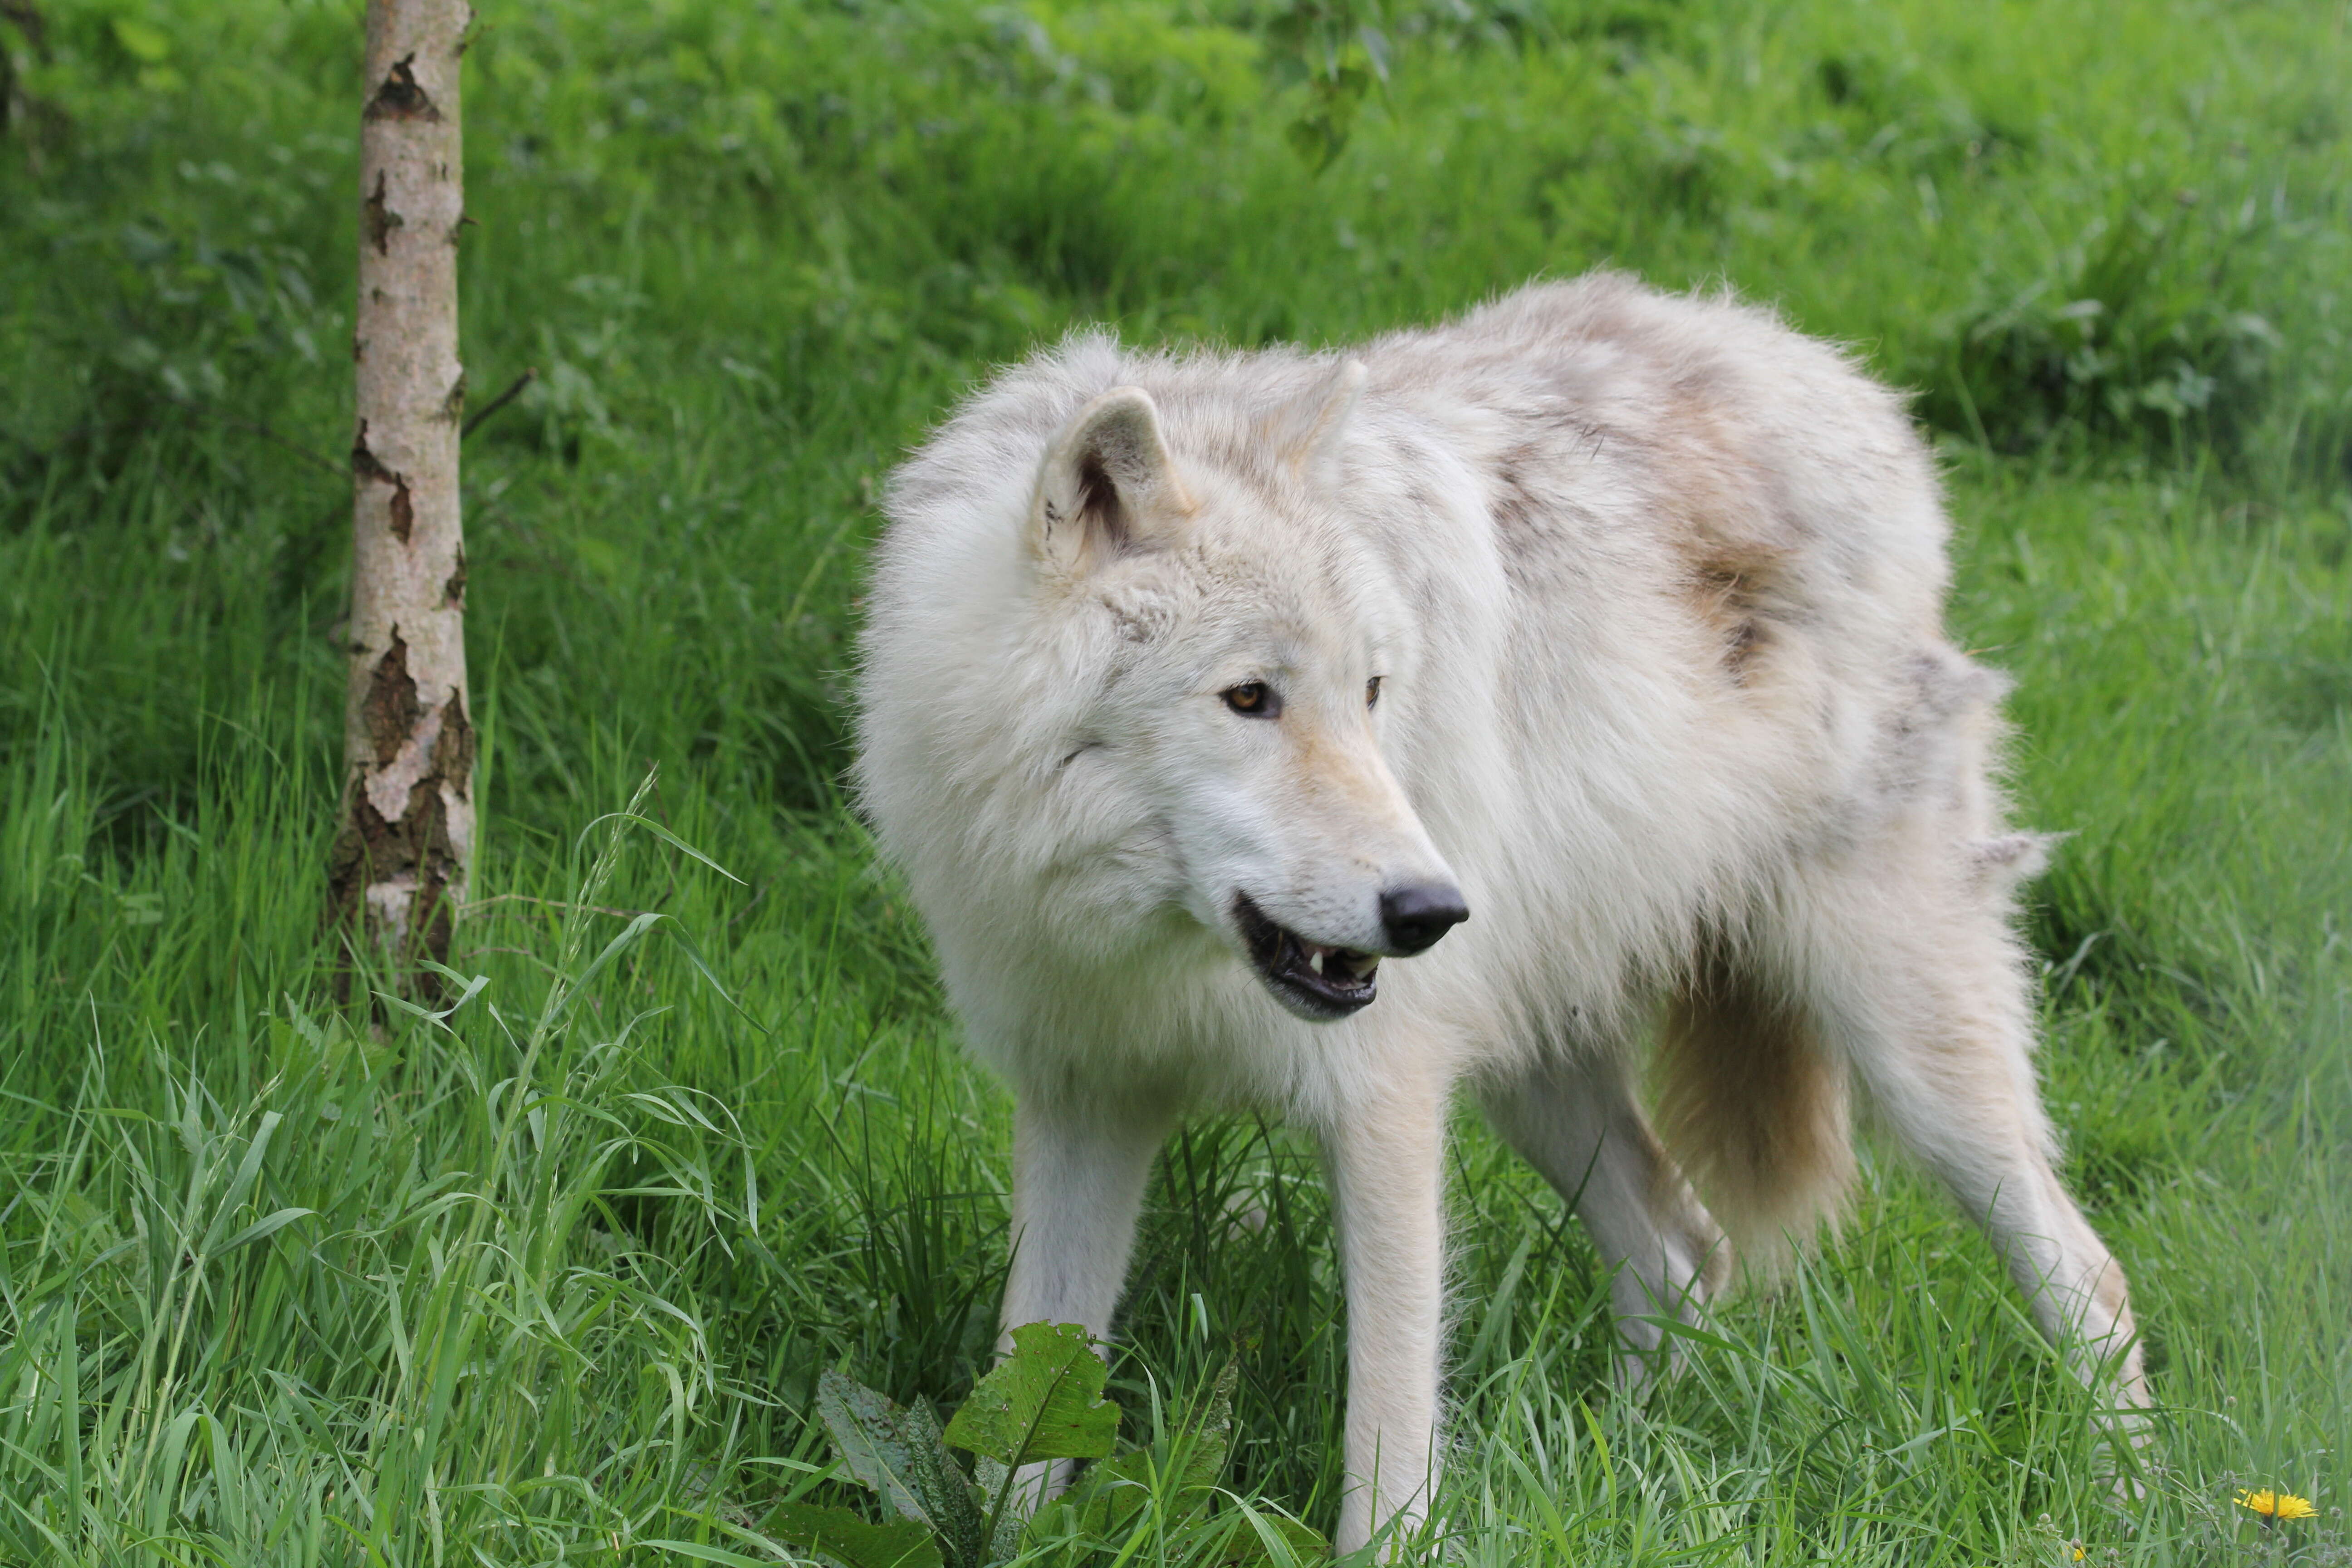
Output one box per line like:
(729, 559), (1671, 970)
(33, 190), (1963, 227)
(2, 0), (2348, 1561)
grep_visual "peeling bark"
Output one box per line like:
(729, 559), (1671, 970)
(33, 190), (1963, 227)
(332, 0), (473, 982)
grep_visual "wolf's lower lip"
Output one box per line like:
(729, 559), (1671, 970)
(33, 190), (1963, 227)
(1233, 893), (1378, 1019)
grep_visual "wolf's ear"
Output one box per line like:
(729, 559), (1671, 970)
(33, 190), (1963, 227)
(1264, 357), (1366, 481)
(1029, 387), (1193, 578)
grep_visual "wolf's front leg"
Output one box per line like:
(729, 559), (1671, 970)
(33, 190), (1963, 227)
(1323, 1081), (1448, 1559)
(998, 1088), (1173, 1512)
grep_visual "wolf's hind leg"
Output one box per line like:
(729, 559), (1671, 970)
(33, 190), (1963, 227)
(1481, 1053), (1727, 1389)
(1770, 859), (2151, 1414)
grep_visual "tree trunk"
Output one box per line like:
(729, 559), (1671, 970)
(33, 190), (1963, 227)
(329, 0), (473, 982)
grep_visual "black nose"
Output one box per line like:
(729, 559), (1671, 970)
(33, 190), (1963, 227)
(1380, 883), (1469, 954)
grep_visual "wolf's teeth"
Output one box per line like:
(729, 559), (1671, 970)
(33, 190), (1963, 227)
(1309, 950), (1327, 975)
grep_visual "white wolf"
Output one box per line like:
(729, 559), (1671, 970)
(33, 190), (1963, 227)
(853, 274), (2147, 1554)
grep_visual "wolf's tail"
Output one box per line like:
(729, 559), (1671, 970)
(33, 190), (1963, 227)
(1651, 945), (1855, 1281)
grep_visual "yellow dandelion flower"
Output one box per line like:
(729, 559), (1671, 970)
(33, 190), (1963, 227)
(2236, 1489), (2318, 1523)
(2071, 1547), (2086, 1562)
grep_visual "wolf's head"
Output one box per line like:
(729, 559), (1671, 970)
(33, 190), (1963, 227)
(863, 354), (1467, 1026)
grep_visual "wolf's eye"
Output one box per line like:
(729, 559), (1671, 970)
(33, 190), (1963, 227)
(1366, 676), (1383, 709)
(1222, 682), (1280, 718)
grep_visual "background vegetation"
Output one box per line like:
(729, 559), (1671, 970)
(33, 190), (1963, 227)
(1, 0), (2347, 1561)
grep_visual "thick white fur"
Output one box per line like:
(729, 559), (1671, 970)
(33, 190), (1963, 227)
(853, 274), (2147, 1555)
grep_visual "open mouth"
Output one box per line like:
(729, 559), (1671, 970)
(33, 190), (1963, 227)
(1233, 894), (1380, 1020)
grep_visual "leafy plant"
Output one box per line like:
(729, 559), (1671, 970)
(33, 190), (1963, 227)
(1936, 196), (2284, 460)
(777, 1323), (1328, 1567)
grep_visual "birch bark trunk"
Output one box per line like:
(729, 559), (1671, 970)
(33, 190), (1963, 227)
(328, 0), (474, 977)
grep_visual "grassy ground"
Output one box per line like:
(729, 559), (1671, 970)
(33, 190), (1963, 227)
(2, 0), (2348, 1562)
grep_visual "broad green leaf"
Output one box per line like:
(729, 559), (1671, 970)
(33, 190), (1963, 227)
(970, 1455), (1025, 1564)
(817, 1371), (932, 1519)
(895, 1395), (986, 1568)
(814, 1372), (985, 1567)
(769, 1504), (944, 1568)
(943, 1322), (1119, 1468)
